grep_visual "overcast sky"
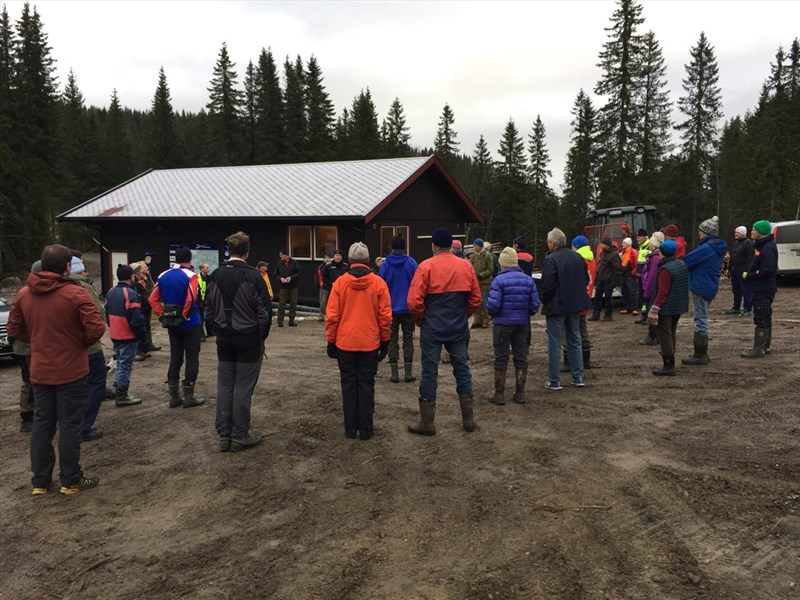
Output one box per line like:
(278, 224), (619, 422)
(6, 1), (799, 191)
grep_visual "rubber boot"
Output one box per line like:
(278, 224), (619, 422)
(682, 332), (710, 365)
(560, 351), (570, 373)
(459, 395), (476, 432)
(182, 381), (205, 408)
(168, 380), (182, 408)
(583, 349), (592, 370)
(390, 363), (400, 383)
(640, 333), (658, 346)
(20, 410), (33, 433)
(408, 399), (436, 436)
(404, 362), (416, 383)
(741, 327), (768, 358)
(115, 388), (141, 407)
(589, 311), (600, 322)
(513, 368), (527, 404)
(490, 369), (506, 405)
(652, 354), (675, 376)
(764, 329), (772, 355)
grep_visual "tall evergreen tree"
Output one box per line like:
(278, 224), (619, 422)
(348, 88), (380, 159)
(636, 31), (672, 178)
(594, 0), (645, 206)
(243, 59), (257, 164)
(470, 134), (494, 208)
(59, 69), (97, 209)
(496, 118), (526, 181)
(562, 89), (598, 236)
(206, 42), (244, 166)
(677, 31), (723, 235)
(381, 97), (410, 157)
(527, 116), (554, 256)
(304, 55), (335, 162)
(283, 54), (306, 162)
(149, 66), (179, 168)
(492, 119), (527, 243)
(433, 103), (459, 160)
(254, 47), (284, 164)
(101, 89), (132, 188)
(0, 6), (16, 271)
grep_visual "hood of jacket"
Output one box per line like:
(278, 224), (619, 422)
(700, 235), (727, 257)
(340, 264), (372, 289)
(384, 253), (411, 269)
(27, 271), (74, 295)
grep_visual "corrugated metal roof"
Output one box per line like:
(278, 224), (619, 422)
(61, 156), (433, 220)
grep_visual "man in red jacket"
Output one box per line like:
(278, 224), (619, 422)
(8, 244), (106, 496)
(406, 228), (482, 436)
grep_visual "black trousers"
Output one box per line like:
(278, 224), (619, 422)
(388, 313), (415, 364)
(752, 291), (775, 328)
(167, 325), (202, 383)
(593, 280), (615, 316)
(337, 349), (379, 438)
(493, 323), (529, 370)
(31, 376), (88, 488)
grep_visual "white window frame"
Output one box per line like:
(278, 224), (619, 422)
(288, 225), (340, 261)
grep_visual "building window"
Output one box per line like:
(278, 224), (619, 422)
(380, 225), (410, 256)
(314, 225), (338, 259)
(289, 226), (312, 259)
(289, 225), (339, 260)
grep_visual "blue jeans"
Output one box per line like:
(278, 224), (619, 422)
(419, 337), (472, 400)
(546, 314), (583, 384)
(113, 340), (139, 391)
(81, 350), (107, 435)
(691, 292), (710, 334)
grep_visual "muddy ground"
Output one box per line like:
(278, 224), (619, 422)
(1, 274), (799, 599)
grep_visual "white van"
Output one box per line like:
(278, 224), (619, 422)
(772, 220), (800, 277)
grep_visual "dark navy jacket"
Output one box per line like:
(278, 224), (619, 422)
(540, 246), (593, 316)
(747, 234), (778, 295)
(682, 235), (727, 300)
(487, 266), (540, 325)
(379, 251), (418, 315)
(106, 282), (146, 342)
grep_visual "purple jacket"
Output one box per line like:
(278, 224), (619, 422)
(641, 252), (661, 302)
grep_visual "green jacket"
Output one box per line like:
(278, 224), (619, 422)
(638, 240), (651, 264)
(470, 250), (494, 286)
(69, 272), (106, 354)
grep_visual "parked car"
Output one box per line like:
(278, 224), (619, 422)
(0, 296), (13, 358)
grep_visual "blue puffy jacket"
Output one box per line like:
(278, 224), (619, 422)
(682, 235), (727, 300)
(379, 251), (418, 314)
(487, 266), (540, 325)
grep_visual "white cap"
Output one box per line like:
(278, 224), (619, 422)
(622, 237), (632, 247)
(735, 226), (747, 236)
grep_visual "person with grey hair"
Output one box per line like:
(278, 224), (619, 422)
(540, 228), (593, 390)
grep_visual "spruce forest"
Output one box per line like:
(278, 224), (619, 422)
(1, 0), (798, 273)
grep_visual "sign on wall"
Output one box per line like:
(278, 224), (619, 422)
(169, 243), (220, 273)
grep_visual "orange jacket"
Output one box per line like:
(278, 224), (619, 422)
(620, 246), (638, 277)
(326, 264), (392, 352)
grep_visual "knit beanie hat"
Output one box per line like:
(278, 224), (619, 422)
(513, 236), (526, 249)
(636, 228), (648, 237)
(432, 228), (453, 248)
(698, 215), (719, 235)
(622, 237), (633, 247)
(753, 220), (771, 236)
(600, 237), (613, 247)
(348, 241), (369, 263)
(571, 235), (589, 249)
(649, 231), (665, 249)
(70, 256), (86, 274)
(660, 240), (677, 257)
(452, 239), (463, 250)
(473, 238), (484, 248)
(735, 226), (747, 236)
(498, 247), (518, 268)
(117, 264), (134, 281)
(662, 224), (679, 238)
(391, 235), (405, 250)
(31, 260), (42, 273)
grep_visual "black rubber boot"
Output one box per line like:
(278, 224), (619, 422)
(560, 351), (570, 373)
(588, 311), (600, 322)
(459, 395), (476, 432)
(490, 369), (506, 405)
(404, 362), (416, 383)
(653, 354), (675, 376)
(390, 363), (400, 383)
(741, 327), (768, 358)
(168, 380), (182, 408)
(182, 381), (205, 408)
(765, 328), (772, 354)
(682, 332), (710, 365)
(513, 368), (527, 404)
(583, 349), (592, 369)
(408, 399), (436, 436)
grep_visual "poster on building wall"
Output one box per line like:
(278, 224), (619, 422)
(169, 243), (220, 273)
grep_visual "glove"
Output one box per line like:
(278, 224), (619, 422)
(327, 342), (338, 359)
(742, 271), (748, 279)
(377, 340), (389, 362)
(158, 314), (168, 327)
(647, 305), (660, 326)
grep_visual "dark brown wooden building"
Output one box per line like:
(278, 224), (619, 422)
(59, 156), (483, 304)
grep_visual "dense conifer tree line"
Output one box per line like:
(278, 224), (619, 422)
(1, 1), (798, 272)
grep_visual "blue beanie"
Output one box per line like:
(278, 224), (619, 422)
(571, 235), (589, 249)
(432, 228), (453, 248)
(660, 240), (677, 257)
(473, 238), (484, 248)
